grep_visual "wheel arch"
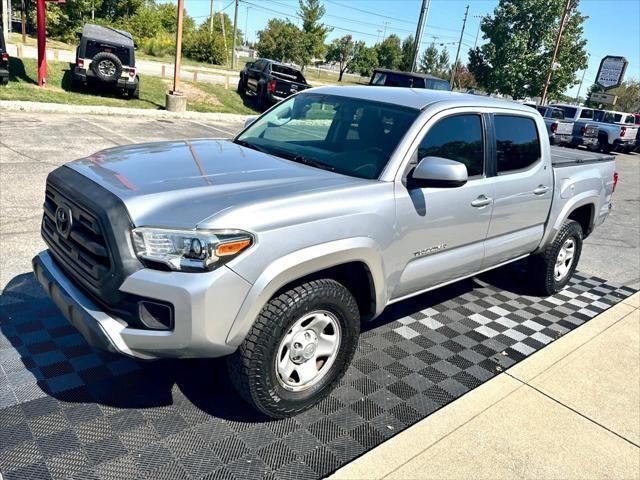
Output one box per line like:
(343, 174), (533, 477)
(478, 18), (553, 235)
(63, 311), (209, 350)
(225, 237), (386, 346)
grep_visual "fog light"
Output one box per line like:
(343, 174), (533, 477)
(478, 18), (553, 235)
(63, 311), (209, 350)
(138, 301), (173, 330)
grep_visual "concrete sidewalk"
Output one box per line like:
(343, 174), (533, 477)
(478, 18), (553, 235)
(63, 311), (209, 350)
(332, 292), (640, 480)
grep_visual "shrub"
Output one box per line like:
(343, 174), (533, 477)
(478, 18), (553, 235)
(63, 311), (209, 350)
(183, 30), (227, 65)
(140, 34), (175, 58)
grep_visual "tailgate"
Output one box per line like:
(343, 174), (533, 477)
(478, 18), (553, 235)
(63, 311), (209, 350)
(622, 126), (638, 140)
(556, 121), (573, 135)
(274, 79), (308, 97)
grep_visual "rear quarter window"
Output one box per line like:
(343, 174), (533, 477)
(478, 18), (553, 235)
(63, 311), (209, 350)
(495, 115), (541, 174)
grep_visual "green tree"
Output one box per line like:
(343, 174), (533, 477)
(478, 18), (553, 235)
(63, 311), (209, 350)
(157, 3), (195, 34)
(183, 30), (226, 65)
(468, 0), (588, 100)
(297, 0), (331, 71)
(98, 0), (143, 20)
(419, 44), (439, 74)
(376, 34), (402, 70)
(201, 12), (242, 47)
(450, 60), (477, 90)
(256, 19), (302, 64)
(602, 81), (640, 112)
(349, 43), (378, 77)
(325, 35), (356, 81)
(436, 48), (449, 76)
(419, 44), (449, 78)
(399, 35), (415, 71)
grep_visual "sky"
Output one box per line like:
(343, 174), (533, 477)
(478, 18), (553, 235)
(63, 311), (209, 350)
(178, 0), (640, 97)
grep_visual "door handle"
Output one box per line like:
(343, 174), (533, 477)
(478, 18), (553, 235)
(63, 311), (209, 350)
(533, 185), (550, 195)
(471, 195), (492, 208)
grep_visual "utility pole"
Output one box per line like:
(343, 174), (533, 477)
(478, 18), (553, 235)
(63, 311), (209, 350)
(473, 14), (485, 49)
(209, 0), (214, 34)
(382, 21), (390, 40)
(540, 0), (572, 105)
(574, 54), (589, 104)
(21, 0), (27, 43)
(376, 29), (382, 43)
(244, 6), (250, 45)
(172, 0), (185, 94)
(410, 0), (431, 72)
(450, 5), (469, 89)
(231, 0), (239, 68)
(91, 0), (95, 20)
(1, 0), (9, 45)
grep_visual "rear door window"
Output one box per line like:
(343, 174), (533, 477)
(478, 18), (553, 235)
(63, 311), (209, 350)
(579, 109), (594, 119)
(495, 115), (541, 174)
(418, 114), (484, 177)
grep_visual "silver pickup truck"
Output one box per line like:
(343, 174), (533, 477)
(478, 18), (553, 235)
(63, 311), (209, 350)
(33, 87), (617, 418)
(535, 106), (574, 145)
(551, 104), (601, 150)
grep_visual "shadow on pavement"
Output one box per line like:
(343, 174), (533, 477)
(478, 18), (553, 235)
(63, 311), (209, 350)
(0, 260), (540, 424)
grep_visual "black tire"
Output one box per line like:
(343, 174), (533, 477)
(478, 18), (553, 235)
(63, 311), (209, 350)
(90, 52), (123, 83)
(528, 219), (583, 296)
(127, 78), (140, 99)
(228, 279), (360, 418)
(237, 75), (246, 96)
(599, 135), (613, 153)
(256, 86), (268, 111)
(0, 77), (8, 86)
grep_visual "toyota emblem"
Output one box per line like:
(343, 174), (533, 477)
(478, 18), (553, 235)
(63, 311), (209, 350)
(55, 205), (73, 238)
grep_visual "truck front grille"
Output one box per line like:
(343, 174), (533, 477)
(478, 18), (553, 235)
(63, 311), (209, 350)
(42, 185), (112, 290)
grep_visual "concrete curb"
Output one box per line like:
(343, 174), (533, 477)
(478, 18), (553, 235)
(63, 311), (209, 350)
(0, 100), (249, 122)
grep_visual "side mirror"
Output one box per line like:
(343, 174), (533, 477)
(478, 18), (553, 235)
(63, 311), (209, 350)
(244, 116), (257, 129)
(410, 156), (468, 188)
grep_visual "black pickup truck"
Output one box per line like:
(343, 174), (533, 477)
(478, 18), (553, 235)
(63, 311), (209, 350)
(238, 59), (310, 110)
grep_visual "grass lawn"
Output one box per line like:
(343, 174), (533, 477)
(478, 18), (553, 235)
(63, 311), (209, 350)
(0, 57), (256, 114)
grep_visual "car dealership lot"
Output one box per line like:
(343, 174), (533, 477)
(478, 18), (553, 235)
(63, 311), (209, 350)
(1, 111), (638, 298)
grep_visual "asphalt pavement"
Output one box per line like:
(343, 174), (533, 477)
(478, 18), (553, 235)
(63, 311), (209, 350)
(0, 110), (638, 301)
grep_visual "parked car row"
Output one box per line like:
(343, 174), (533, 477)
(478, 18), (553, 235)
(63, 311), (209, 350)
(526, 102), (639, 154)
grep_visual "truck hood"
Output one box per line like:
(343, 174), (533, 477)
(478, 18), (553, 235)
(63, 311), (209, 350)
(68, 139), (364, 228)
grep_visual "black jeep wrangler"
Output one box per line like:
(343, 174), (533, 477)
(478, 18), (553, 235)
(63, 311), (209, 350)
(0, 26), (9, 86)
(72, 24), (139, 98)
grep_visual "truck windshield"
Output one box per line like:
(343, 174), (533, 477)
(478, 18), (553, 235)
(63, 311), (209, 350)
(558, 106), (577, 119)
(235, 93), (420, 180)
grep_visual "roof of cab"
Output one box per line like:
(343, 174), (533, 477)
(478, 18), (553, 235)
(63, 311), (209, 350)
(81, 24), (134, 47)
(305, 85), (535, 113)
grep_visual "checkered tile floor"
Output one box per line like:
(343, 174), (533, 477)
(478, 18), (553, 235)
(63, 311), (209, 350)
(0, 268), (635, 480)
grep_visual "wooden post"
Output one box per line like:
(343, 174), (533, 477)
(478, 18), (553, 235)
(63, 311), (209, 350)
(161, 65), (166, 78)
(17, 45), (23, 58)
(53, 49), (59, 61)
(37, 0), (47, 87)
(193, 70), (198, 83)
(225, 73), (229, 89)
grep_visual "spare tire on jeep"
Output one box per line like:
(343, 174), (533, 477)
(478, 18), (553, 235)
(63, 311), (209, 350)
(91, 52), (122, 83)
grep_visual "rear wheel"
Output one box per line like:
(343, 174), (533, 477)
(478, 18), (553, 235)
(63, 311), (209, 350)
(599, 136), (613, 153)
(91, 52), (123, 83)
(228, 279), (360, 418)
(529, 219), (583, 296)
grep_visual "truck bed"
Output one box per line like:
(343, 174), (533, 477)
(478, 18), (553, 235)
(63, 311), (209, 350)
(551, 146), (614, 167)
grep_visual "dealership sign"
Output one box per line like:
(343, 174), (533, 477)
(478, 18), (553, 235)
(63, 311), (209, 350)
(589, 92), (617, 106)
(595, 56), (628, 89)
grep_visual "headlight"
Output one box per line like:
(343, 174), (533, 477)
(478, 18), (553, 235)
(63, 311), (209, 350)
(131, 228), (253, 272)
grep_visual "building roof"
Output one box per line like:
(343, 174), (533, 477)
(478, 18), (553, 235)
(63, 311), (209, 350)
(81, 24), (134, 47)
(306, 85), (535, 112)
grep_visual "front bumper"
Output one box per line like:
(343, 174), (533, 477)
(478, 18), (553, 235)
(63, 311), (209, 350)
(33, 250), (252, 360)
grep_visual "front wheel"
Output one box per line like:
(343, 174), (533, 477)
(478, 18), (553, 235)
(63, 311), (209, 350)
(228, 279), (360, 418)
(528, 219), (583, 296)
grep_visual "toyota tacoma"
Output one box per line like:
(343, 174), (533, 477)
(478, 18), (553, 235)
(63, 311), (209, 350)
(34, 87), (617, 417)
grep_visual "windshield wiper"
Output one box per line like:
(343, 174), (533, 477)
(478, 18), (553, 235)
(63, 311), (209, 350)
(233, 139), (270, 154)
(272, 151), (336, 172)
